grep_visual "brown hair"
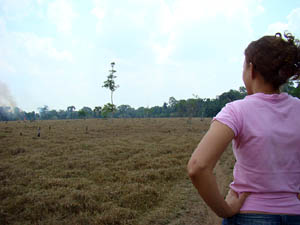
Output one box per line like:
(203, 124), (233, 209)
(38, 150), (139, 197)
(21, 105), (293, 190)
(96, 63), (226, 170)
(244, 32), (300, 90)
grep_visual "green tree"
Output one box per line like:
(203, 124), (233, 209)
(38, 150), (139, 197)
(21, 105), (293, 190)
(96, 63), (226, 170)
(117, 105), (135, 118)
(48, 110), (58, 120)
(136, 107), (146, 118)
(57, 110), (67, 119)
(81, 107), (93, 118)
(281, 80), (300, 98)
(67, 106), (76, 119)
(38, 105), (49, 120)
(168, 97), (178, 117)
(203, 98), (219, 117)
(186, 98), (198, 117)
(78, 109), (86, 119)
(13, 107), (25, 120)
(101, 103), (116, 118)
(239, 86), (247, 97)
(290, 81), (300, 98)
(102, 62), (119, 117)
(25, 111), (36, 121)
(150, 106), (162, 117)
(161, 102), (169, 117)
(93, 106), (102, 118)
(176, 100), (187, 117)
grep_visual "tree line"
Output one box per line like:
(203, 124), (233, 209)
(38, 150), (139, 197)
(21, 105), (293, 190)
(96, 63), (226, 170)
(1, 82), (299, 122)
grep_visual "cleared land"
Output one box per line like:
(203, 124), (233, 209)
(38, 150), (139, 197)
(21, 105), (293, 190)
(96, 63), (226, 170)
(0, 118), (234, 225)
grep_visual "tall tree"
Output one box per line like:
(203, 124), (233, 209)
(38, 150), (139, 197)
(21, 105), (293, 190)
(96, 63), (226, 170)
(102, 62), (119, 117)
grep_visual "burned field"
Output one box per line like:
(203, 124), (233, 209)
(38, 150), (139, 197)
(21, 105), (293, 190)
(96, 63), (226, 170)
(0, 118), (234, 225)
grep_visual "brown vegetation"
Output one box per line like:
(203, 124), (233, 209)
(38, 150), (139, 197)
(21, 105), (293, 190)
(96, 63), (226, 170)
(0, 118), (234, 225)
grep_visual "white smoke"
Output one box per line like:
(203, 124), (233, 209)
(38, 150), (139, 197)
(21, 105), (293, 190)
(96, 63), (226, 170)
(0, 81), (16, 109)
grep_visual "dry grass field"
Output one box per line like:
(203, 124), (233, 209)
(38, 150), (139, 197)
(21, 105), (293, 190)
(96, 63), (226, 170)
(0, 118), (235, 225)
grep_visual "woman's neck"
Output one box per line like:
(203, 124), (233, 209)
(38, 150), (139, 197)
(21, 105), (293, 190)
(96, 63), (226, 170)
(251, 76), (280, 95)
(253, 87), (280, 95)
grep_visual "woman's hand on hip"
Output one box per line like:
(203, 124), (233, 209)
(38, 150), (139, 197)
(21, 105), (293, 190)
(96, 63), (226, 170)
(225, 189), (250, 216)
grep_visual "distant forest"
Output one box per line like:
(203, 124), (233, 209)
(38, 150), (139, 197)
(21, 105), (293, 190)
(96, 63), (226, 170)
(1, 82), (300, 121)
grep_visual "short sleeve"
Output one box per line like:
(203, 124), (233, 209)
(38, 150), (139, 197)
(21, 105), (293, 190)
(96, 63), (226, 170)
(212, 102), (241, 137)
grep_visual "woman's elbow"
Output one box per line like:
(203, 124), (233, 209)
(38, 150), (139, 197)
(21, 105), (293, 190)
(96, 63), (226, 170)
(187, 158), (209, 179)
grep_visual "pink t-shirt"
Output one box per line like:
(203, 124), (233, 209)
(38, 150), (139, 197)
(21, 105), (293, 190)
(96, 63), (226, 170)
(214, 92), (300, 214)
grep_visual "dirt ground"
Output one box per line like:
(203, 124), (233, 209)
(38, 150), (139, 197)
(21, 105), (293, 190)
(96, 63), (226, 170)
(0, 118), (235, 225)
(167, 138), (235, 225)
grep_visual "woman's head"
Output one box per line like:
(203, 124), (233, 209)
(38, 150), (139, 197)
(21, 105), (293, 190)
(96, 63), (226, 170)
(244, 32), (300, 90)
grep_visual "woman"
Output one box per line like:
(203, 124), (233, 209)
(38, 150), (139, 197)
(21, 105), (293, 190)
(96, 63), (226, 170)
(187, 32), (300, 225)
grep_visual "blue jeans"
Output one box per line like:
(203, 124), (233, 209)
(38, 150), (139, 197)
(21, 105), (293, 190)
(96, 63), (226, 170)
(222, 214), (300, 225)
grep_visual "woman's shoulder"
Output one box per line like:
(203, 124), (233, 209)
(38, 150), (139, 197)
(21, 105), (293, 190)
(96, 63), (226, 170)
(222, 96), (264, 116)
(286, 94), (300, 102)
(224, 97), (250, 109)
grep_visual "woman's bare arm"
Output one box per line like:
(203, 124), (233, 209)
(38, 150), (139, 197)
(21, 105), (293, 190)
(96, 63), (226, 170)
(187, 120), (248, 218)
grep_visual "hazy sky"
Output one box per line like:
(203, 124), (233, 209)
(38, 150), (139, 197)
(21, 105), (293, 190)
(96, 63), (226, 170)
(0, 0), (300, 112)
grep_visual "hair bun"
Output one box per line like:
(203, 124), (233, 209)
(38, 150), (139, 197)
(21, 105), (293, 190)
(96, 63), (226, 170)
(245, 32), (300, 89)
(278, 64), (294, 81)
